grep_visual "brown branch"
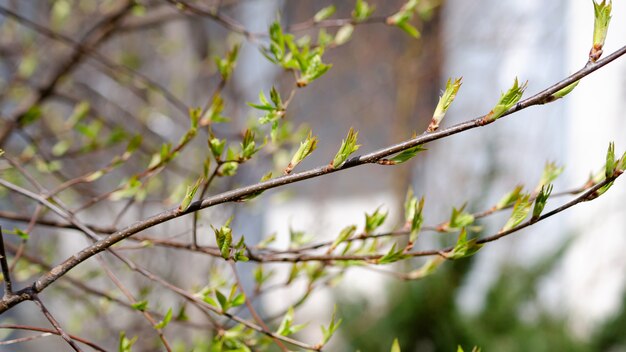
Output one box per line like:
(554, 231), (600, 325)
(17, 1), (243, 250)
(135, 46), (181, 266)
(1, 43), (624, 319)
(97, 257), (173, 352)
(0, 332), (54, 346)
(229, 261), (289, 352)
(32, 295), (84, 352)
(3, 241), (212, 331)
(0, 2), (187, 121)
(0, 0), (135, 147)
(0, 178), (307, 347)
(107, 257), (319, 350)
(288, 15), (389, 33)
(0, 226), (13, 297)
(251, 174), (621, 263)
(163, 0), (257, 40)
(0, 324), (106, 351)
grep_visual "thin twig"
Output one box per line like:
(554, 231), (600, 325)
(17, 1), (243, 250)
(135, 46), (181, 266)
(97, 257), (173, 352)
(229, 261), (289, 352)
(0, 226), (13, 297)
(32, 295), (84, 352)
(0, 324), (106, 351)
(0, 1), (135, 146)
(249, 174), (620, 263)
(0, 332), (54, 346)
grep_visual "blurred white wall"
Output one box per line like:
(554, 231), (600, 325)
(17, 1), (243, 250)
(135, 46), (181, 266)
(438, 0), (626, 337)
(559, 0), (626, 336)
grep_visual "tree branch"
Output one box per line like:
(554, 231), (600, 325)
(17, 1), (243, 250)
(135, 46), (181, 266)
(0, 44), (620, 310)
(0, 226), (13, 297)
(32, 295), (84, 352)
(0, 324), (106, 351)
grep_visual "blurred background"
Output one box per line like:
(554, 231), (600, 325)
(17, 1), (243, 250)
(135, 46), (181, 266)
(0, 0), (625, 351)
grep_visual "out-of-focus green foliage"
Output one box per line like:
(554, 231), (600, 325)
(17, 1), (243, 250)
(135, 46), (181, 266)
(339, 241), (626, 352)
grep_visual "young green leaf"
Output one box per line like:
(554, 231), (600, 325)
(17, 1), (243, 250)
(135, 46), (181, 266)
(208, 137), (226, 160)
(232, 236), (249, 262)
(231, 292), (246, 307)
(202, 94), (229, 125)
(353, 0), (376, 22)
(155, 308), (173, 329)
(240, 129), (259, 160)
(536, 162), (564, 191)
(331, 127), (360, 168)
(215, 289), (229, 311)
(14, 228), (30, 241)
(330, 225), (357, 252)
(314, 5), (336, 22)
(551, 80), (580, 100)
(365, 207), (388, 233)
(254, 265), (275, 288)
(52, 139), (71, 157)
(21, 106), (42, 126)
(256, 233), (277, 249)
(605, 141), (616, 178)
(117, 331), (137, 352)
(277, 307), (307, 336)
(377, 243), (407, 264)
(446, 204), (474, 231)
(532, 184), (553, 220)
(228, 284), (246, 308)
(289, 227), (314, 248)
(178, 177), (203, 212)
(269, 86), (282, 107)
(595, 145), (618, 196)
(386, 144), (426, 165)
(175, 306), (188, 322)
(125, 135), (142, 155)
(447, 228), (482, 259)
(387, 0), (420, 38)
(248, 90), (273, 111)
(406, 257), (444, 280)
(220, 157), (238, 177)
(334, 24), (354, 46)
(215, 44), (239, 81)
(404, 190), (424, 245)
(320, 305), (342, 345)
(496, 185), (524, 210)
(263, 21), (288, 64)
(590, 0), (612, 62)
(109, 177), (143, 201)
(391, 338), (401, 352)
(484, 78), (528, 123)
(297, 54), (332, 87)
(131, 300), (148, 312)
(239, 171), (273, 201)
(213, 221), (233, 259)
(118, 332), (137, 352)
(318, 28), (333, 47)
(429, 77), (462, 132)
(65, 101), (90, 128)
(248, 88), (285, 124)
(285, 131), (318, 174)
(502, 194), (532, 231)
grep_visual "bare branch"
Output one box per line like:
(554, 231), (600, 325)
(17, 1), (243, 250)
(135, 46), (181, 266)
(32, 295), (84, 352)
(0, 324), (106, 351)
(0, 226), (13, 297)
